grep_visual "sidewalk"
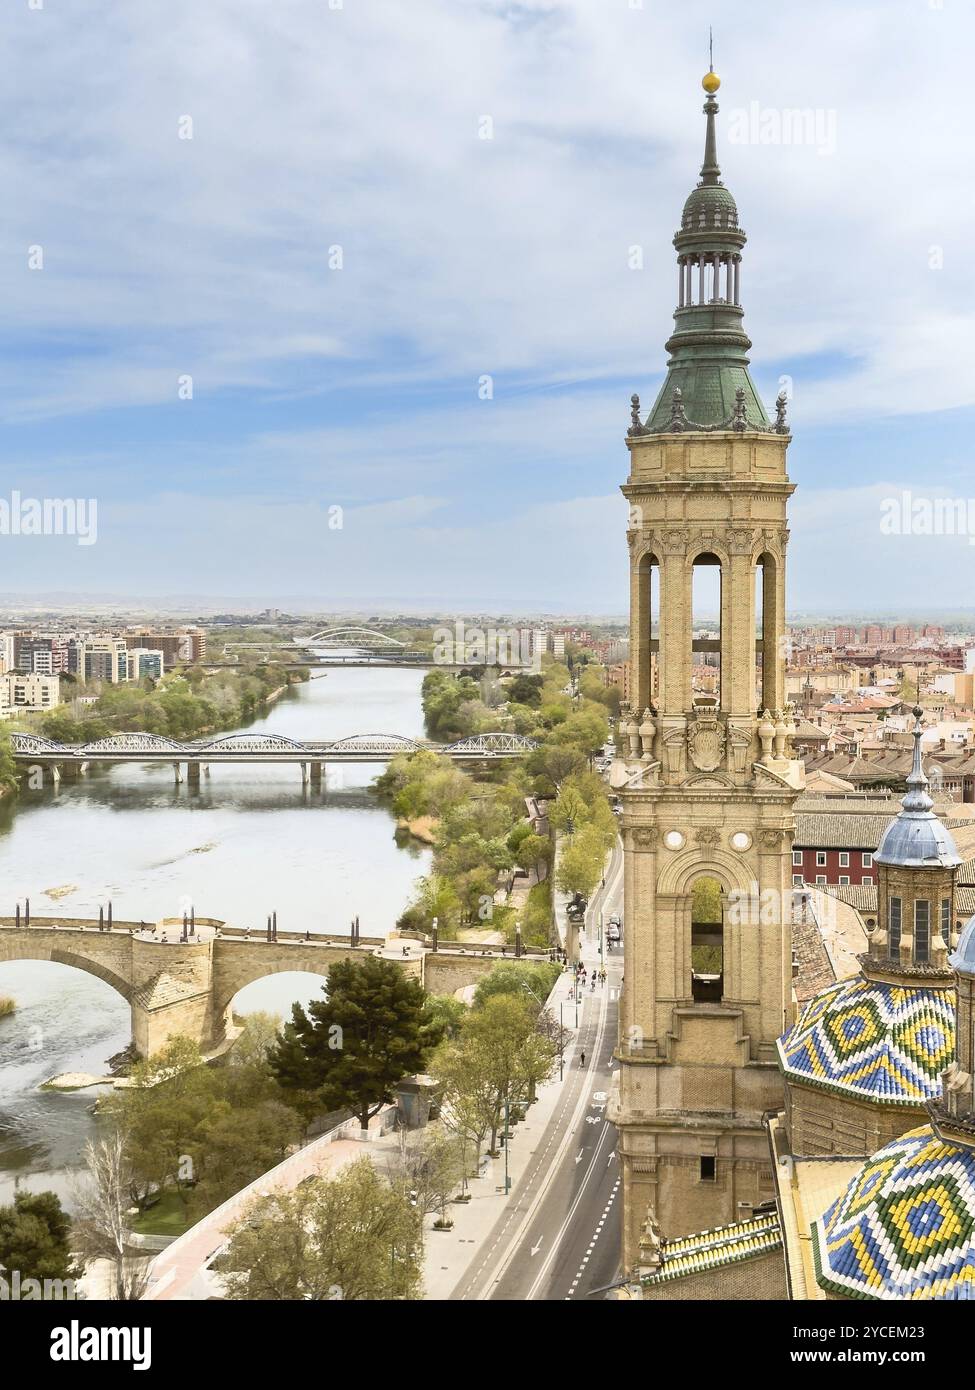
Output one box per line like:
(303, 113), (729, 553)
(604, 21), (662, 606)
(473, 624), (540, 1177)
(423, 844), (621, 1300)
(421, 968), (590, 1299)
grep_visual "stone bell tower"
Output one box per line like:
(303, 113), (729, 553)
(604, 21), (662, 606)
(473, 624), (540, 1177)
(608, 68), (805, 1267)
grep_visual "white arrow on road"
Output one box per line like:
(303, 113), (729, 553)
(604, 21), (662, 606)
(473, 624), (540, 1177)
(608, 1151), (618, 1163)
(575, 1150), (585, 1163)
(531, 1239), (544, 1256)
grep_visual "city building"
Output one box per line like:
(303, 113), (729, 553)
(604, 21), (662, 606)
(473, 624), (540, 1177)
(126, 648), (165, 681)
(123, 626), (207, 667)
(0, 671), (61, 716)
(84, 637), (130, 683)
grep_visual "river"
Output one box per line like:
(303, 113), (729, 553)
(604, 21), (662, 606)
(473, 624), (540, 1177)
(0, 662), (430, 1203)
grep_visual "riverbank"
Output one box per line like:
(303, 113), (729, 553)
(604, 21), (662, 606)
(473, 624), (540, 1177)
(0, 662), (431, 1202)
(0, 996), (13, 1018)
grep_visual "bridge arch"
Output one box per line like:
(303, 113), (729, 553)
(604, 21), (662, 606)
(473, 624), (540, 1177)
(0, 938), (133, 1003)
(300, 627), (406, 649)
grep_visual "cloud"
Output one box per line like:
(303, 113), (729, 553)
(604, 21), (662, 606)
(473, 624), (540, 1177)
(0, 1), (972, 606)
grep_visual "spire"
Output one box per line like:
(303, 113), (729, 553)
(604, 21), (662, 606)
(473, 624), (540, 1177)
(700, 31), (722, 184)
(700, 91), (721, 186)
(903, 705), (934, 814)
(638, 64), (774, 436)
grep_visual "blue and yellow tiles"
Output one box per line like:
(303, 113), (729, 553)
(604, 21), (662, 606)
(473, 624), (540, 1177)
(642, 1213), (782, 1286)
(812, 1126), (975, 1300)
(778, 977), (954, 1105)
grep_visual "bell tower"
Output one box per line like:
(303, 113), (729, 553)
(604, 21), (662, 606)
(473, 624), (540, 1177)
(608, 68), (805, 1267)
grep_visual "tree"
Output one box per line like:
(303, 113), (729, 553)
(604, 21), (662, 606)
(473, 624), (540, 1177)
(190, 1100), (303, 1215)
(0, 724), (16, 791)
(555, 824), (606, 899)
(268, 955), (442, 1131)
(506, 674), (544, 707)
(459, 995), (557, 1152)
(221, 1158), (422, 1301)
(430, 1036), (497, 1176)
(389, 1125), (464, 1237)
(0, 1189), (78, 1287)
(549, 785), (589, 835)
(516, 832), (551, 879)
(471, 960), (560, 1013)
(102, 1037), (219, 1210)
(422, 994), (467, 1041)
(71, 1133), (149, 1301)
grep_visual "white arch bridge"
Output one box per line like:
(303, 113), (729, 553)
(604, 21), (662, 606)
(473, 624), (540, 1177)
(295, 626), (407, 649)
(11, 730), (538, 785)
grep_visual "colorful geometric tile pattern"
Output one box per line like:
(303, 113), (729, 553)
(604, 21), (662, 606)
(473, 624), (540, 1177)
(812, 1126), (975, 1300)
(642, 1213), (782, 1286)
(778, 976), (954, 1106)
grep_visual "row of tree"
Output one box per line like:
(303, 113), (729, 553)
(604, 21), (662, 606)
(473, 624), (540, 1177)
(0, 951), (566, 1301)
(377, 656), (616, 945)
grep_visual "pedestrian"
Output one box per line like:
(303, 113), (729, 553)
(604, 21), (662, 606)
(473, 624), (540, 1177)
(580, 1050), (586, 1067)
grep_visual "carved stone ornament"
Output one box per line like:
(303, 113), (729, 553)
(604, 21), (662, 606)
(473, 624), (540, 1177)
(759, 830), (782, 849)
(687, 708), (726, 773)
(660, 527), (690, 555)
(662, 725), (687, 777)
(726, 722), (753, 775)
(632, 827), (658, 849)
(728, 527), (755, 555)
(694, 827), (720, 850)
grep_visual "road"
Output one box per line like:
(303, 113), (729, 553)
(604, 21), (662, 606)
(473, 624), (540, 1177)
(451, 840), (624, 1302)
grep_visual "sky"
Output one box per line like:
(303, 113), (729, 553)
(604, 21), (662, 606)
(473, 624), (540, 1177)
(0, 0), (974, 614)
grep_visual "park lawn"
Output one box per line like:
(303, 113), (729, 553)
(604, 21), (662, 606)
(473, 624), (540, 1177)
(130, 1189), (193, 1237)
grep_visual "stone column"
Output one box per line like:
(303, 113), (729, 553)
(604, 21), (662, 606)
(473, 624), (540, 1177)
(658, 552), (689, 718)
(724, 551), (758, 718)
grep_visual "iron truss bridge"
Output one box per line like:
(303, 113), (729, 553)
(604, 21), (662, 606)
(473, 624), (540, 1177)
(11, 731), (539, 765)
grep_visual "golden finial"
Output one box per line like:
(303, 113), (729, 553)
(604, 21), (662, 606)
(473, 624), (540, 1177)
(703, 26), (720, 93)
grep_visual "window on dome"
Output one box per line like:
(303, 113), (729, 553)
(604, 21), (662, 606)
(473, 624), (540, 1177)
(889, 897), (902, 959)
(700, 1156), (716, 1182)
(942, 899), (951, 939)
(915, 901), (930, 964)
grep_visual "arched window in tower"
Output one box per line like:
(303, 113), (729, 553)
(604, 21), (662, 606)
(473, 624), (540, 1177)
(691, 875), (724, 1003)
(755, 552), (778, 713)
(636, 551), (661, 709)
(691, 553), (722, 706)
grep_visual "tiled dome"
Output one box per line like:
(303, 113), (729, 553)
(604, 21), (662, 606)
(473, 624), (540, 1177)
(813, 1126), (975, 1300)
(778, 977), (954, 1105)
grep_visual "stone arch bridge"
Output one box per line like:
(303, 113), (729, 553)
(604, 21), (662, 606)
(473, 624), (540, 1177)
(0, 917), (530, 1056)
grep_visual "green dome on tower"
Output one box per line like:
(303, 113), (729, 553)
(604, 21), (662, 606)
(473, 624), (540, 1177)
(632, 76), (786, 438)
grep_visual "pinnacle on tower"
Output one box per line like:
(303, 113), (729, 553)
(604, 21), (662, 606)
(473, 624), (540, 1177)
(637, 70), (775, 436)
